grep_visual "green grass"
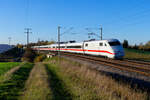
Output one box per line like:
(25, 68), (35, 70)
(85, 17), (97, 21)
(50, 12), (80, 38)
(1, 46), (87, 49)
(125, 48), (150, 54)
(20, 63), (52, 100)
(0, 62), (20, 76)
(0, 63), (34, 100)
(45, 64), (73, 100)
(45, 59), (104, 100)
(124, 48), (150, 61)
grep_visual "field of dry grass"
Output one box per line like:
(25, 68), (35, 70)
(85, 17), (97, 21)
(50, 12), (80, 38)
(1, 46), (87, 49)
(45, 57), (148, 100)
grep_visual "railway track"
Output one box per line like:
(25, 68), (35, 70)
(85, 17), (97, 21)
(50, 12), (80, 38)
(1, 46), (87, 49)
(61, 52), (150, 77)
(124, 59), (150, 66)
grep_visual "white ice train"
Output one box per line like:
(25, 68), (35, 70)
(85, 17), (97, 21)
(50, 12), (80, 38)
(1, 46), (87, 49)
(33, 39), (125, 59)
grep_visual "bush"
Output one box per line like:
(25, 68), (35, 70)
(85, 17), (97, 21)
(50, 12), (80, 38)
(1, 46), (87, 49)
(123, 40), (129, 48)
(34, 55), (46, 62)
(21, 48), (36, 62)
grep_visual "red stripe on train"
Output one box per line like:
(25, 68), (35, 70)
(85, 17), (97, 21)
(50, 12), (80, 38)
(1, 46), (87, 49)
(34, 48), (114, 55)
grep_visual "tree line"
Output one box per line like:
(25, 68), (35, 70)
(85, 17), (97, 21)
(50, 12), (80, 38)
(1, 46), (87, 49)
(16, 40), (55, 48)
(17, 40), (55, 62)
(122, 40), (150, 51)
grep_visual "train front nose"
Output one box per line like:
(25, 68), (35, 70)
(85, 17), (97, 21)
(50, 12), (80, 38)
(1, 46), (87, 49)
(114, 50), (124, 59)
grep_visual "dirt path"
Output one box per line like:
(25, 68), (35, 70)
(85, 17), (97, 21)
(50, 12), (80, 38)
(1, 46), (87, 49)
(20, 63), (52, 100)
(0, 63), (23, 83)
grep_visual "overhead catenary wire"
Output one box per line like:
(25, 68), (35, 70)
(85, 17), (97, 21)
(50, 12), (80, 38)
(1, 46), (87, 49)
(104, 0), (150, 26)
(25, 28), (32, 47)
(8, 37), (11, 45)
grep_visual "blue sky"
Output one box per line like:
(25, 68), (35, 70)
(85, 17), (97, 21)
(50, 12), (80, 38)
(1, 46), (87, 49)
(0, 0), (150, 45)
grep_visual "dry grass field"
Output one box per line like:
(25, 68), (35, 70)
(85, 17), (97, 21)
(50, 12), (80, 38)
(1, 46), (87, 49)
(44, 57), (149, 100)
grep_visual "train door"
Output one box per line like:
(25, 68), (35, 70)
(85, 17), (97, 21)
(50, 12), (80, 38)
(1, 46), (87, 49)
(84, 42), (89, 54)
(82, 42), (85, 54)
(98, 42), (103, 56)
(99, 42), (108, 57)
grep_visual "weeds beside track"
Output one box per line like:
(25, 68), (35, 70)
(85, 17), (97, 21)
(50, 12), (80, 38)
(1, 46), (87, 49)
(45, 63), (73, 100)
(44, 57), (148, 100)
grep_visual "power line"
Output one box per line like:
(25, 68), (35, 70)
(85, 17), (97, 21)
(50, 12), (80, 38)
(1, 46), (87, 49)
(57, 26), (74, 63)
(8, 37), (11, 45)
(61, 27), (73, 36)
(25, 0), (30, 26)
(25, 28), (32, 47)
(86, 26), (103, 40)
(103, 1), (150, 29)
(100, 26), (102, 40)
(57, 26), (61, 64)
(105, 8), (150, 30)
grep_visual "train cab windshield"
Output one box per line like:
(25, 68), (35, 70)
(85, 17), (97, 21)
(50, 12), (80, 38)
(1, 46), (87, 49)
(108, 41), (121, 46)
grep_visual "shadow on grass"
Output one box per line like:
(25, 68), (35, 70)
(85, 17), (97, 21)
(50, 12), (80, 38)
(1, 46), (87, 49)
(0, 63), (33, 100)
(45, 64), (73, 100)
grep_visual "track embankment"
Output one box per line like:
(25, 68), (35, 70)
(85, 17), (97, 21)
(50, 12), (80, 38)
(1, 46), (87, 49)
(43, 57), (148, 100)
(62, 54), (150, 92)
(61, 52), (150, 77)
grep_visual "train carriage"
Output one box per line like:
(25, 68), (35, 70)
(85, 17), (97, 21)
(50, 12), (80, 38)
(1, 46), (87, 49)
(33, 39), (124, 59)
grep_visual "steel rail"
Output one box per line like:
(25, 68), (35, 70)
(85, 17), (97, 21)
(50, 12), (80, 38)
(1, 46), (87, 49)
(124, 59), (150, 65)
(62, 53), (150, 77)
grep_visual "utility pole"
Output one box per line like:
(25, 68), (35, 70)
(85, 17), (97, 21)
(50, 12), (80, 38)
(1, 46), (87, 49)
(58, 26), (61, 58)
(25, 28), (32, 47)
(8, 37), (11, 45)
(100, 26), (103, 40)
(38, 38), (40, 45)
(38, 38), (40, 42)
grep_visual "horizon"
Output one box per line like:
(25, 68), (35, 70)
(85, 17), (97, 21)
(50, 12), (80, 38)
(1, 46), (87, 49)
(0, 0), (150, 45)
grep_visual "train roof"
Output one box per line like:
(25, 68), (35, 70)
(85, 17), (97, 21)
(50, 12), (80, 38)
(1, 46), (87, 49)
(32, 39), (120, 47)
(66, 42), (82, 46)
(84, 39), (119, 43)
(106, 39), (119, 41)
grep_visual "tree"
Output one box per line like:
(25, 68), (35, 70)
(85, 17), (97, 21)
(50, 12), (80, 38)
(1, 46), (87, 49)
(123, 40), (129, 48)
(17, 44), (23, 48)
(21, 48), (36, 62)
(133, 44), (138, 49)
(145, 41), (150, 51)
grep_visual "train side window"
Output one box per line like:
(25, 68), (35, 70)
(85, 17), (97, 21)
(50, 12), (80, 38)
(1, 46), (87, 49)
(99, 43), (103, 46)
(85, 44), (88, 47)
(61, 46), (65, 48)
(108, 41), (121, 46)
(105, 43), (107, 46)
(67, 46), (81, 48)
